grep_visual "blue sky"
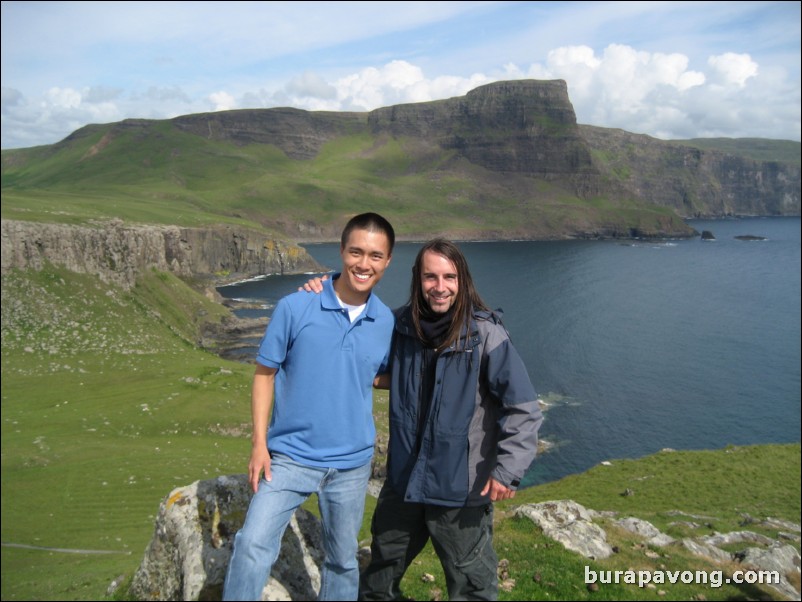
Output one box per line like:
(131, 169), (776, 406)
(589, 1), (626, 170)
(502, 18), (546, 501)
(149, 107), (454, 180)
(2, 1), (800, 149)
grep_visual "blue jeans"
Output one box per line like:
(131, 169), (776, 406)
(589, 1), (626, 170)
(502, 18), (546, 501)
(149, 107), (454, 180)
(223, 453), (372, 601)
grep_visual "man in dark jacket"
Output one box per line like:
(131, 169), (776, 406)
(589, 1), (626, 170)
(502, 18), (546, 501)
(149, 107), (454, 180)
(361, 238), (542, 601)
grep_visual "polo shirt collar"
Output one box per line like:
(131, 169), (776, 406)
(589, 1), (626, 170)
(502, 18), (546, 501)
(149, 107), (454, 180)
(321, 273), (380, 320)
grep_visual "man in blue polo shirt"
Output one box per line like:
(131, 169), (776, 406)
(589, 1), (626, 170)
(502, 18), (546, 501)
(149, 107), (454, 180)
(223, 213), (396, 601)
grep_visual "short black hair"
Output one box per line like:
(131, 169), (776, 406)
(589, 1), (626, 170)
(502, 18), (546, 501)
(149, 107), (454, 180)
(340, 213), (395, 254)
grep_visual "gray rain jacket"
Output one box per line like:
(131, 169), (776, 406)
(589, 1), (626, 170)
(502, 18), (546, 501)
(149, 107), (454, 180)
(386, 305), (543, 507)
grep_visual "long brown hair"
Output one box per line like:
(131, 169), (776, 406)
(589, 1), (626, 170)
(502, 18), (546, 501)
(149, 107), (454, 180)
(410, 239), (490, 351)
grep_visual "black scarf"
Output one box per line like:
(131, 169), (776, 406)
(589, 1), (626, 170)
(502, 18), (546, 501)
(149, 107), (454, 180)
(418, 307), (454, 350)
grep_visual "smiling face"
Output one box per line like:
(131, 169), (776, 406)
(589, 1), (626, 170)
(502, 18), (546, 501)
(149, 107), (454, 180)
(334, 228), (392, 306)
(420, 250), (459, 314)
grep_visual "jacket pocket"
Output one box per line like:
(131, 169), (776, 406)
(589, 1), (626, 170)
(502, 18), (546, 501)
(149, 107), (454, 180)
(425, 434), (469, 501)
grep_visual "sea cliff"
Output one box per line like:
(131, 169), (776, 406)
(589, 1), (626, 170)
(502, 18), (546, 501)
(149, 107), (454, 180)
(0, 219), (323, 289)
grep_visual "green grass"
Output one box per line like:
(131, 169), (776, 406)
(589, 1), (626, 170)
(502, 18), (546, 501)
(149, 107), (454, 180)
(2, 266), (799, 601)
(508, 444), (800, 527)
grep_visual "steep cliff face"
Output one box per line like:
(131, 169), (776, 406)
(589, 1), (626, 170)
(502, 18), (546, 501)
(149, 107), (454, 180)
(0, 219), (323, 289)
(368, 80), (606, 197)
(579, 125), (801, 217)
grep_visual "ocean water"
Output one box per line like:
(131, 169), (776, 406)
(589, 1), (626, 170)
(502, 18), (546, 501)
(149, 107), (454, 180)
(218, 217), (801, 486)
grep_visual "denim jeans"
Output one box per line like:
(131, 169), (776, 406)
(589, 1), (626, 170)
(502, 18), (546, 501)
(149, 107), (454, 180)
(223, 453), (372, 601)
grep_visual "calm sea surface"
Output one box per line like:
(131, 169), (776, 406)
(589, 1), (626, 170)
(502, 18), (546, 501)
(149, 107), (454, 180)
(218, 217), (801, 486)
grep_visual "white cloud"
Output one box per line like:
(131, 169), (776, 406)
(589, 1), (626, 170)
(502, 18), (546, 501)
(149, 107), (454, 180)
(548, 45), (602, 71)
(44, 87), (83, 110)
(2, 86), (124, 147)
(209, 91), (237, 112)
(707, 52), (759, 88)
(336, 61), (426, 110)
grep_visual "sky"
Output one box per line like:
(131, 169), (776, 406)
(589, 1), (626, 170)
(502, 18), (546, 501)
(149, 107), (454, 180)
(1, 1), (800, 150)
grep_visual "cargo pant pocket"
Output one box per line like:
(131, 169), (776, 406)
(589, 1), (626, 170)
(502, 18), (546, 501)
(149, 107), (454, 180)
(452, 508), (498, 598)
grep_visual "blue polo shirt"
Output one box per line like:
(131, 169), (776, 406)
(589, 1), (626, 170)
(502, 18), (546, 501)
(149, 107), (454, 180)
(256, 276), (394, 469)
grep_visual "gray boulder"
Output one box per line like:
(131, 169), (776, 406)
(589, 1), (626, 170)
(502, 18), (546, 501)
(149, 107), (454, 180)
(514, 500), (614, 559)
(129, 474), (323, 601)
(615, 516), (676, 547)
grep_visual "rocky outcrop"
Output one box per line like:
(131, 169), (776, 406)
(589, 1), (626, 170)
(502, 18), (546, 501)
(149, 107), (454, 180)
(514, 500), (615, 560)
(129, 475), (323, 601)
(200, 315), (270, 362)
(368, 80), (614, 200)
(0, 219), (323, 289)
(370, 81), (594, 175)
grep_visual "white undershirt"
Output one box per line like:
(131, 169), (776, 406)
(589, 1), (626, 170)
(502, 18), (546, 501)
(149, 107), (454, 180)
(337, 297), (366, 322)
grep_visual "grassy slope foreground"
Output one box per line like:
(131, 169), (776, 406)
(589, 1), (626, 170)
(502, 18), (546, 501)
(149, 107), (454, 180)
(1, 267), (799, 601)
(1, 266), (255, 600)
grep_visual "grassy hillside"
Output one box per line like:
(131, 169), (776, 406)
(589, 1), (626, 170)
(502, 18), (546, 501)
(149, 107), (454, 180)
(2, 265), (799, 601)
(1, 118), (690, 241)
